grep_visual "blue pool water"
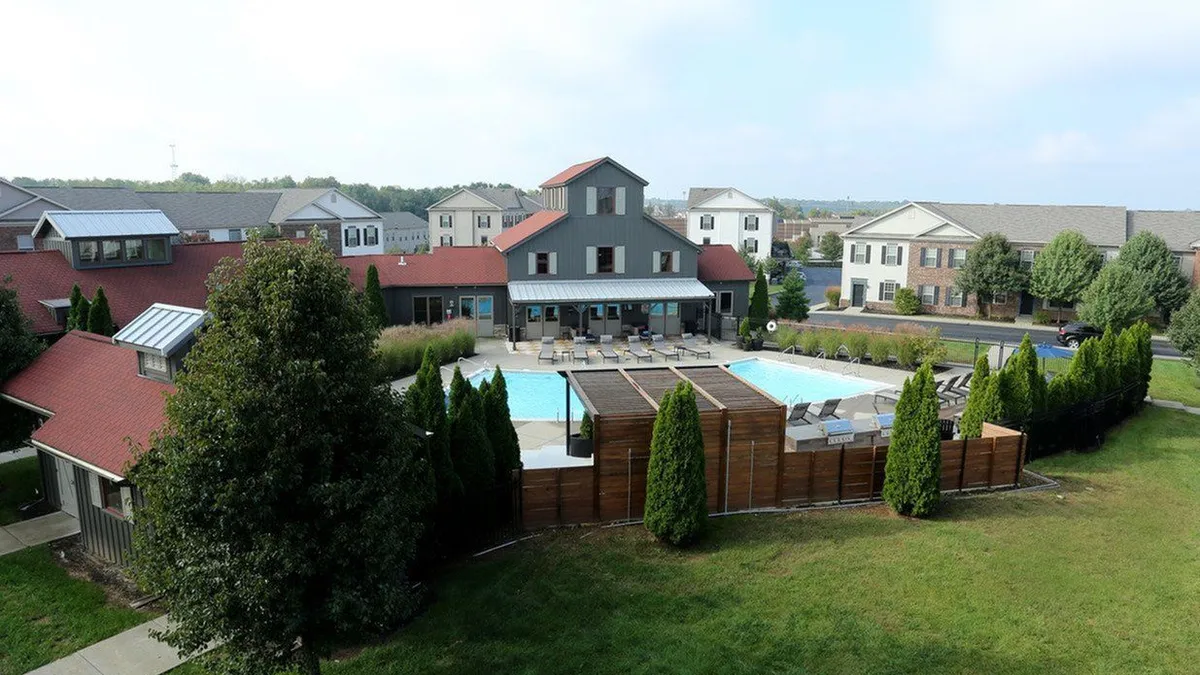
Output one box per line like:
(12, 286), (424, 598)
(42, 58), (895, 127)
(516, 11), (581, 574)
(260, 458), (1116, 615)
(727, 358), (885, 405)
(469, 369), (584, 421)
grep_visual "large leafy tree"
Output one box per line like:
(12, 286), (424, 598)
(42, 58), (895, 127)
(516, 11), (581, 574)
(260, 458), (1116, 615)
(817, 232), (842, 261)
(882, 362), (942, 517)
(1078, 263), (1154, 330)
(364, 263), (389, 329)
(774, 270), (810, 320)
(1118, 231), (1190, 322)
(1029, 230), (1101, 322)
(1168, 290), (1200, 370)
(644, 381), (707, 546)
(955, 233), (1028, 317)
(0, 276), (43, 452)
(86, 286), (115, 336)
(748, 264), (770, 329)
(129, 237), (434, 675)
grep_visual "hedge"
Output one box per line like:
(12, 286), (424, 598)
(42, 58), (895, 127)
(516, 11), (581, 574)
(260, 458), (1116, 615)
(378, 320), (476, 380)
(772, 322), (947, 369)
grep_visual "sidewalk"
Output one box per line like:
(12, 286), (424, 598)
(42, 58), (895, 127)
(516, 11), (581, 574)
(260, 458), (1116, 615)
(0, 511), (79, 556)
(28, 615), (202, 675)
(809, 307), (1173, 342)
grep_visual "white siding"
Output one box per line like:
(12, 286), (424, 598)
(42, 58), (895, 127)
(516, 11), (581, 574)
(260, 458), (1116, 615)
(685, 207), (774, 260)
(339, 219), (385, 256)
(839, 240), (911, 304)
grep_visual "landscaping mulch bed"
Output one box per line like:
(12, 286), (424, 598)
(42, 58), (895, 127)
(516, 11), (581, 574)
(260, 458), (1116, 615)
(48, 536), (158, 611)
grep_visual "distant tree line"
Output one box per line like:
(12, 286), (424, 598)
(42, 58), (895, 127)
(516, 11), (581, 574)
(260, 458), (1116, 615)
(11, 174), (524, 218)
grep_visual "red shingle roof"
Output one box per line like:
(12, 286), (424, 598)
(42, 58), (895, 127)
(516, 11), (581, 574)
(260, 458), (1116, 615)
(489, 210), (567, 252)
(342, 246), (507, 288)
(1, 331), (172, 477)
(540, 158), (607, 188)
(697, 244), (755, 282)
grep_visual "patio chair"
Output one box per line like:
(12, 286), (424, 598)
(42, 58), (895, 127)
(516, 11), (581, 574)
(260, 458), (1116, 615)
(625, 337), (653, 362)
(650, 334), (681, 361)
(872, 389), (900, 412)
(679, 333), (711, 359)
(573, 337), (590, 364)
(935, 376), (967, 405)
(537, 337), (556, 364)
(787, 401), (814, 426)
(598, 335), (622, 362)
(812, 398), (842, 421)
(947, 372), (972, 398)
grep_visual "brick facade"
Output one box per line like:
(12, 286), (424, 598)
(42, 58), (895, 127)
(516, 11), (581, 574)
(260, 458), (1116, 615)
(277, 222), (344, 257)
(906, 242), (976, 316)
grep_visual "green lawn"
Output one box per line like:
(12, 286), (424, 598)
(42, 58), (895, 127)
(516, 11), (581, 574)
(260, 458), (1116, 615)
(1149, 359), (1200, 407)
(163, 407), (1200, 674)
(0, 546), (151, 673)
(0, 456), (41, 526)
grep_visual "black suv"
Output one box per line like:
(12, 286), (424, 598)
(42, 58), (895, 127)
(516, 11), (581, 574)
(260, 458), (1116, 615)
(1056, 321), (1103, 348)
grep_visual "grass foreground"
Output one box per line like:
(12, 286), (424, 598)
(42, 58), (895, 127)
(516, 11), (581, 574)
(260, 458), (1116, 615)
(1148, 359), (1200, 407)
(0, 455), (41, 526)
(0, 545), (150, 673)
(173, 406), (1200, 674)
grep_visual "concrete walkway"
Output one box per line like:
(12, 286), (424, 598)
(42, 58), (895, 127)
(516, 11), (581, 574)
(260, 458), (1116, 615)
(28, 615), (200, 675)
(0, 511), (79, 556)
(1150, 399), (1200, 415)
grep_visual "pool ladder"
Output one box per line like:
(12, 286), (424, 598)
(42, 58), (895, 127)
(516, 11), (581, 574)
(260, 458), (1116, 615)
(813, 351), (827, 370)
(841, 357), (861, 377)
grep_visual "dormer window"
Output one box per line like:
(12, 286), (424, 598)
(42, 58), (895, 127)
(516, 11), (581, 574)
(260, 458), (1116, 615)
(79, 241), (100, 263)
(124, 239), (144, 260)
(586, 187), (626, 215)
(34, 210), (179, 270)
(146, 239), (167, 261)
(102, 240), (121, 261)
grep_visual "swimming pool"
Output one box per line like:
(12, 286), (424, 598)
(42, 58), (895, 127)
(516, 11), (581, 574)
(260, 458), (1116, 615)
(726, 358), (886, 405)
(469, 368), (584, 421)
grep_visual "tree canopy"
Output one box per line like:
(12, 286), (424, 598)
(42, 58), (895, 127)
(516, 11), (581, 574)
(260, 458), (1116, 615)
(129, 236), (433, 675)
(644, 381), (707, 546)
(86, 286), (115, 336)
(1029, 230), (1101, 321)
(65, 283), (89, 332)
(955, 233), (1028, 317)
(0, 276), (43, 452)
(882, 362), (942, 517)
(1117, 231), (1190, 322)
(818, 233), (843, 261)
(774, 270), (810, 320)
(1078, 263), (1154, 330)
(364, 263), (389, 329)
(748, 264), (770, 330)
(1168, 290), (1200, 370)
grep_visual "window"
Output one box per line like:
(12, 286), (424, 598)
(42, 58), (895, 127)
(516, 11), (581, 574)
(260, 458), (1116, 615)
(123, 239), (144, 261)
(102, 240), (122, 261)
(594, 187), (616, 214)
(921, 248), (938, 267)
(718, 291), (733, 314)
(743, 238), (758, 253)
(146, 238), (167, 261)
(344, 227), (361, 248)
(294, 230), (306, 239)
(439, 214), (453, 228)
(606, 304), (620, 320)
(948, 286), (965, 307)
(99, 477), (124, 516)
(142, 352), (168, 374)
(1104, 249), (1119, 264)
(884, 244), (899, 266)
(317, 228), (329, 241)
(744, 215), (759, 231)
(702, 237), (711, 245)
(413, 296), (444, 325)
(596, 246), (614, 273)
(526, 306), (541, 323)
(16, 234), (33, 251)
(1173, 254), (1184, 272)
(79, 241), (99, 263)
(544, 305), (558, 322)
(228, 229), (243, 242)
(658, 250), (674, 273)
(536, 252), (550, 275)
(364, 226), (378, 246)
(852, 242), (866, 264)
(992, 291), (1008, 304)
(479, 235), (489, 245)
(919, 285), (936, 304)
(589, 304), (603, 320)
(700, 214), (714, 230)
(1019, 249), (1037, 270)
(881, 281), (897, 302)
(477, 214), (491, 228)
(440, 234), (454, 246)
(949, 248), (966, 269)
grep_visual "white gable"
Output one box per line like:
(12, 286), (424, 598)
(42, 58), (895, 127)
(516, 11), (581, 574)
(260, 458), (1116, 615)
(287, 203), (338, 221)
(844, 203), (950, 239)
(917, 222), (978, 240)
(316, 190), (378, 219)
(428, 189), (501, 211)
(690, 188), (770, 212)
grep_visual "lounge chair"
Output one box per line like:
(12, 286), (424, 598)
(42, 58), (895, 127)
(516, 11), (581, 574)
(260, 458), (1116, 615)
(537, 337), (556, 364)
(679, 333), (711, 359)
(935, 376), (966, 405)
(787, 401), (814, 426)
(626, 337), (652, 362)
(650, 334), (680, 361)
(573, 337), (589, 364)
(947, 372), (972, 398)
(811, 398), (842, 421)
(598, 335), (621, 362)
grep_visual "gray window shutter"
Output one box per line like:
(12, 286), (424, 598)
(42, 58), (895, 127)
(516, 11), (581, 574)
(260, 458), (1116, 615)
(672, 250), (680, 273)
(344, 228), (350, 247)
(615, 187), (626, 215)
(878, 283), (884, 300)
(614, 246), (625, 273)
(933, 286), (940, 305)
(896, 246), (903, 266)
(945, 287), (952, 306)
(586, 246), (597, 274)
(586, 187), (597, 215)
(961, 291), (968, 308)
(88, 473), (102, 508)
(549, 252), (558, 274)
(850, 244), (857, 261)
(528, 252), (536, 275)
(652, 250), (659, 272)
(865, 245), (871, 264)
(936, 248), (943, 267)
(920, 248), (927, 266)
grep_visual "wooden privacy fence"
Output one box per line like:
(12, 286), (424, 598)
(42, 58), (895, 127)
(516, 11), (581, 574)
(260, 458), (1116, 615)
(522, 422), (1025, 528)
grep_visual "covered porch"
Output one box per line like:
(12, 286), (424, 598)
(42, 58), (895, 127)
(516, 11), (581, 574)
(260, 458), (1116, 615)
(506, 278), (716, 344)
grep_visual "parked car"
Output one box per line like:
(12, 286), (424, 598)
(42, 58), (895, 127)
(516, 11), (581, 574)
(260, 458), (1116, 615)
(1056, 321), (1103, 348)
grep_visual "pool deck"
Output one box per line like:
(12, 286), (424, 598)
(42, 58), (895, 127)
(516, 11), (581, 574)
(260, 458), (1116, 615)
(391, 337), (972, 464)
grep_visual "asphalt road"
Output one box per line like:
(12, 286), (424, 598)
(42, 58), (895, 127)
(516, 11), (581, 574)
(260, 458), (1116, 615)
(803, 312), (1182, 358)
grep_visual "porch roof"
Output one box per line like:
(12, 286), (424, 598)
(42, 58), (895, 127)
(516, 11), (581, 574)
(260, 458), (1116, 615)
(508, 278), (714, 304)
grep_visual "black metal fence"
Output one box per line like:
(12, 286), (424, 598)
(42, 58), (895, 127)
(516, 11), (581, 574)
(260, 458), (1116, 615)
(1013, 383), (1141, 461)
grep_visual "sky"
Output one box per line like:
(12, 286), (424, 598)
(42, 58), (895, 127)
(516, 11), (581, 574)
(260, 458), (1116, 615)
(3, 0), (1200, 208)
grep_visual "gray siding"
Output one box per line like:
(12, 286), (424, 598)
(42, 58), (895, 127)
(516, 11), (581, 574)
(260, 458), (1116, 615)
(72, 465), (138, 566)
(69, 237), (174, 270)
(704, 281), (751, 316)
(507, 163), (698, 281)
(383, 285), (509, 326)
(38, 450), (60, 509)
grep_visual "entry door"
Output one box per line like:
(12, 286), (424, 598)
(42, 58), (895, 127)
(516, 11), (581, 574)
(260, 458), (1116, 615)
(851, 283), (866, 307)
(56, 457), (79, 517)
(543, 305), (560, 339)
(604, 304), (622, 336)
(665, 302), (681, 335)
(476, 295), (494, 336)
(648, 303), (666, 335)
(525, 306), (543, 339)
(1019, 292), (1036, 316)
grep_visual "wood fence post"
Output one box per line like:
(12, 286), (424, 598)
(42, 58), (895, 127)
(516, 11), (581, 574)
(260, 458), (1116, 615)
(867, 445), (877, 499)
(958, 439), (969, 492)
(986, 436), (997, 487)
(555, 468), (562, 526)
(836, 444), (845, 504)
(1014, 432), (1027, 486)
(807, 450), (816, 506)
(775, 406), (786, 508)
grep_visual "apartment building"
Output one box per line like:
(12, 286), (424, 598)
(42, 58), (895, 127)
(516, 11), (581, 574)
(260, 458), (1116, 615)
(684, 188), (774, 261)
(426, 187), (541, 248)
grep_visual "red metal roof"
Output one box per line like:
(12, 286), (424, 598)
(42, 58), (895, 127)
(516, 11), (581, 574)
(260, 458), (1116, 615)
(697, 245), (755, 282)
(341, 246), (507, 288)
(1, 331), (172, 477)
(489, 210), (567, 252)
(539, 158), (607, 188)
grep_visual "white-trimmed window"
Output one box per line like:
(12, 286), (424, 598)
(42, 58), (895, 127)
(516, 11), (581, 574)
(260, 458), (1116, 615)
(1173, 254), (1184, 272)
(16, 234), (33, 251)
(702, 237), (711, 245)
(477, 214), (491, 229)
(948, 286), (966, 307)
(949, 248), (966, 269)
(919, 284), (936, 305)
(921, 248), (938, 267)
(743, 238), (758, 253)
(479, 235), (489, 245)
(364, 226), (378, 246)
(293, 230), (306, 239)
(700, 214), (714, 230)
(143, 353), (168, 374)
(993, 291), (1008, 304)
(1103, 249), (1119, 264)
(440, 234), (453, 246)
(718, 290), (733, 314)
(1019, 249), (1037, 270)
(344, 227), (361, 248)
(852, 242), (867, 264)
(744, 215), (759, 231)
(93, 476), (129, 518)
(439, 214), (452, 228)
(228, 229), (243, 242)
(884, 243), (900, 266)
(881, 281), (897, 302)
(656, 250), (678, 273)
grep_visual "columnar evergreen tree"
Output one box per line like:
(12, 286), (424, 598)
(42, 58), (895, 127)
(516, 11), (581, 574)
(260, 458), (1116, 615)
(955, 233), (1028, 317)
(959, 373), (1003, 439)
(1167, 290), (1200, 370)
(447, 367), (495, 521)
(774, 270), (809, 320)
(748, 264), (770, 330)
(65, 283), (89, 331)
(1006, 334), (1046, 422)
(1079, 264), (1153, 330)
(129, 237), (433, 675)
(404, 346), (463, 544)
(363, 264), (389, 329)
(1130, 322), (1154, 402)
(482, 367), (521, 481)
(882, 362), (942, 517)
(85, 286), (115, 336)
(644, 381), (707, 546)
(0, 276), (43, 452)
(973, 353), (990, 380)
(1118, 231), (1190, 322)
(1029, 230), (1101, 322)
(1065, 337), (1102, 401)
(1096, 328), (1120, 394)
